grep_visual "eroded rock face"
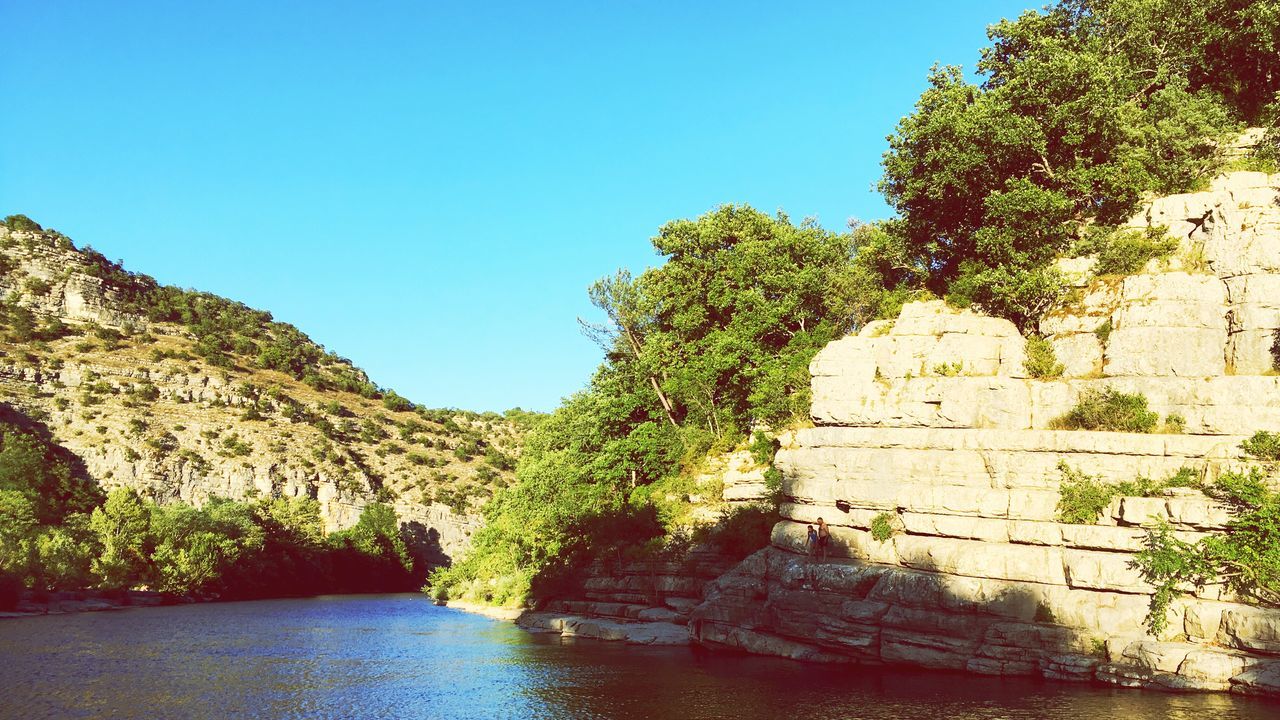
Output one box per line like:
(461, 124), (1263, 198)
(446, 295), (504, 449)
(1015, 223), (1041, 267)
(0, 227), (506, 567)
(692, 172), (1280, 697)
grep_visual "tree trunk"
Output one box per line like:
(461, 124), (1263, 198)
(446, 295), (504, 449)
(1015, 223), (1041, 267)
(622, 325), (679, 427)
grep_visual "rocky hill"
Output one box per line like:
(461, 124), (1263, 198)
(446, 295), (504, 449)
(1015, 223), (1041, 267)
(687, 170), (1280, 697)
(0, 220), (532, 565)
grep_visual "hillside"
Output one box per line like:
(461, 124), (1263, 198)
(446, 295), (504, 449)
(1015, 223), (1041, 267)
(0, 218), (534, 566)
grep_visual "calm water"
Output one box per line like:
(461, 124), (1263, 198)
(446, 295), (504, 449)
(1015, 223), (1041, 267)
(0, 594), (1275, 719)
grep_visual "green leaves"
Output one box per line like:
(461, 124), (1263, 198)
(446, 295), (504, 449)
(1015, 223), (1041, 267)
(1050, 387), (1160, 432)
(1133, 467), (1280, 634)
(879, 0), (1261, 328)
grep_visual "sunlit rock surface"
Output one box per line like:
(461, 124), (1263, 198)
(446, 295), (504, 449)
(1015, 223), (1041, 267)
(691, 171), (1280, 696)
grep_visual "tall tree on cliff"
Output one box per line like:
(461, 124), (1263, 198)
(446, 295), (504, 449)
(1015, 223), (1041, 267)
(878, 0), (1278, 330)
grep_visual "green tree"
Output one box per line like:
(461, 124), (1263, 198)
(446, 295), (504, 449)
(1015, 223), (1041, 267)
(0, 490), (37, 576)
(89, 488), (153, 589)
(33, 517), (98, 591)
(878, 0), (1262, 328)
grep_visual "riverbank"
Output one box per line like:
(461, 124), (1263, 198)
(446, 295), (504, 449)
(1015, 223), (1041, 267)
(443, 597), (693, 645)
(439, 599), (526, 621)
(0, 590), (174, 619)
(0, 586), (423, 619)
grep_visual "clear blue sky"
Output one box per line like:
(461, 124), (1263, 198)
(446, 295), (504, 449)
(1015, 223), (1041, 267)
(1, 1), (1039, 412)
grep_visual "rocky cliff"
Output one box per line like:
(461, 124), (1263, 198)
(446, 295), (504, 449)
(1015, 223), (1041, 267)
(0, 224), (527, 565)
(689, 171), (1280, 696)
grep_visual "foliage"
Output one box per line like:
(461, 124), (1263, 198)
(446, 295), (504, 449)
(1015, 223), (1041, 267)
(2, 215), (42, 233)
(0, 410), (417, 600)
(1242, 430), (1280, 462)
(1133, 468), (1280, 635)
(693, 505), (780, 559)
(1094, 318), (1113, 344)
(1057, 463), (1202, 524)
(875, 0), (1275, 328)
(870, 512), (898, 542)
(382, 391), (414, 412)
(431, 207), (866, 606)
(1050, 388), (1159, 433)
(1023, 336), (1064, 379)
(0, 416), (101, 524)
(1076, 226), (1180, 276)
(1056, 464), (1120, 524)
(748, 431), (779, 467)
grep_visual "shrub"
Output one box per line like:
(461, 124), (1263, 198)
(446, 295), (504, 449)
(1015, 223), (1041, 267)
(1094, 318), (1113, 344)
(932, 362), (963, 377)
(1081, 226), (1179, 276)
(1057, 463), (1203, 524)
(748, 431), (778, 467)
(1024, 336), (1064, 379)
(870, 512), (898, 542)
(1133, 468), (1280, 634)
(1056, 464), (1119, 524)
(382, 392), (414, 412)
(1241, 431), (1280, 462)
(2, 214), (42, 233)
(23, 277), (52, 296)
(1051, 388), (1158, 433)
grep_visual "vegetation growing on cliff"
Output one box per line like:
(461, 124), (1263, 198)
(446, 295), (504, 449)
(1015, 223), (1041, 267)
(429, 207), (858, 605)
(874, 0), (1279, 330)
(0, 223), (536, 524)
(1055, 463), (1202, 524)
(1132, 431), (1280, 633)
(1050, 388), (1161, 433)
(1023, 336), (1065, 379)
(432, 0), (1280, 608)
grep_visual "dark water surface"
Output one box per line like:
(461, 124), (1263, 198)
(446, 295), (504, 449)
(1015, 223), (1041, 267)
(0, 594), (1275, 719)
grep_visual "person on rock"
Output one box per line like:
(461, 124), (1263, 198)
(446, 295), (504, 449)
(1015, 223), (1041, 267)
(816, 517), (831, 562)
(805, 524), (818, 556)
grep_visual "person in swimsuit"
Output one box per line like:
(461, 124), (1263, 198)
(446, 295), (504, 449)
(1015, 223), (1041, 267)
(816, 517), (831, 562)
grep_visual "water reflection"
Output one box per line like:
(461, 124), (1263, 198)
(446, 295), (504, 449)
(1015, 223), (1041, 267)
(0, 595), (1274, 720)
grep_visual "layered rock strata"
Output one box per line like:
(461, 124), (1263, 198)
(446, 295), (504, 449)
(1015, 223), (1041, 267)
(691, 173), (1280, 696)
(517, 551), (741, 646)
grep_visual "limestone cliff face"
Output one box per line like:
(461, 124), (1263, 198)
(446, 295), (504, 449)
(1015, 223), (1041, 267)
(690, 172), (1280, 696)
(0, 226), (524, 565)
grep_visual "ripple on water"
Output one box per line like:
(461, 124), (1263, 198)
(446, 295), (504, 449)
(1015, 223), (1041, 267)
(0, 594), (1276, 720)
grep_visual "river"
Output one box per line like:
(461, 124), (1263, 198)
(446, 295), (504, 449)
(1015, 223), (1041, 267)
(0, 594), (1274, 719)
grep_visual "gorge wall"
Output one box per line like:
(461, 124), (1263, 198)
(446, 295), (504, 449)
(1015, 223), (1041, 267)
(689, 171), (1280, 696)
(0, 227), (523, 566)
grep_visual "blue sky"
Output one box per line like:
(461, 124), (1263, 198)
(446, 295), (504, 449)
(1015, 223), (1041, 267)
(1, 1), (1039, 412)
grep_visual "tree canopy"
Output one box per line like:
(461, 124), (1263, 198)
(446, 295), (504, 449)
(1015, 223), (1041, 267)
(879, 0), (1278, 329)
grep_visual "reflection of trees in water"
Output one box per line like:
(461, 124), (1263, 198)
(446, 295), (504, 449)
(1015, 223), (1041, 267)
(504, 638), (1263, 720)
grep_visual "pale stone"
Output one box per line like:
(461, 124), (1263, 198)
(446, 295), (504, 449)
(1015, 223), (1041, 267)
(1105, 327), (1227, 377)
(1219, 607), (1280, 654)
(894, 535), (1067, 586)
(1050, 334), (1103, 378)
(1054, 256), (1098, 287)
(1230, 660), (1280, 697)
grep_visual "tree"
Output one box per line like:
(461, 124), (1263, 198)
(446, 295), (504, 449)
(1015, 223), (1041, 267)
(0, 490), (37, 576)
(879, 0), (1254, 328)
(89, 488), (152, 589)
(583, 270), (679, 428)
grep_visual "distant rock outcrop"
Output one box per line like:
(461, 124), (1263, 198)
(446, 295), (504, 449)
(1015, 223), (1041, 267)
(0, 225), (525, 566)
(690, 172), (1280, 696)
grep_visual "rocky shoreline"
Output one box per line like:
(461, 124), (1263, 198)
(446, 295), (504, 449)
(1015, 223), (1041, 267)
(0, 590), (174, 619)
